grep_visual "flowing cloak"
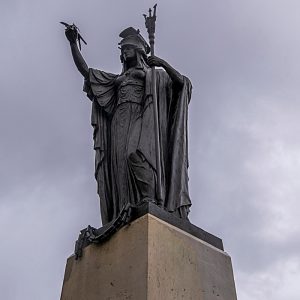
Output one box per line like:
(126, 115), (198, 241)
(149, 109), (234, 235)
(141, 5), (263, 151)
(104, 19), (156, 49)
(83, 67), (192, 224)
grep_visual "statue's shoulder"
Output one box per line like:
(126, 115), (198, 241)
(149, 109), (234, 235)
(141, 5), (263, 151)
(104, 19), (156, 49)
(88, 68), (118, 84)
(90, 68), (118, 78)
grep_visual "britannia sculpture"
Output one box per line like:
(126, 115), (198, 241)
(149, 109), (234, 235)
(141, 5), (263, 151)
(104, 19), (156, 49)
(63, 7), (192, 226)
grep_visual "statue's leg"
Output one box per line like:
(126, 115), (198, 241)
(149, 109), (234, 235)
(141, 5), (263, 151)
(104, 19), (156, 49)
(128, 152), (156, 203)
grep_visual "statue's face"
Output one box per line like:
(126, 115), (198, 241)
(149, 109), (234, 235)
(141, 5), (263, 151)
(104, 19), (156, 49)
(122, 45), (136, 61)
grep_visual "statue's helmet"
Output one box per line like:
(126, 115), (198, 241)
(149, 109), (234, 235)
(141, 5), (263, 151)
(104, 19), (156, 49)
(119, 27), (150, 55)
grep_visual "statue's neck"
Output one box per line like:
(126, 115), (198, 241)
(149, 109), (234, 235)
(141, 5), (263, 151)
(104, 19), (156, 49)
(125, 57), (137, 69)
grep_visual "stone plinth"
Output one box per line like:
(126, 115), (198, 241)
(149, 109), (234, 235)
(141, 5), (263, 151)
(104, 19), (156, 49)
(60, 214), (237, 300)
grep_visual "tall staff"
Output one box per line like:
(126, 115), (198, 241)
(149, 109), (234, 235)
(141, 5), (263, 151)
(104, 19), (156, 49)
(144, 4), (163, 205)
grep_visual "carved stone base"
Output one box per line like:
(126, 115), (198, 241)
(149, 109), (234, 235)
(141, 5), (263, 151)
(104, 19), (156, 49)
(60, 214), (237, 300)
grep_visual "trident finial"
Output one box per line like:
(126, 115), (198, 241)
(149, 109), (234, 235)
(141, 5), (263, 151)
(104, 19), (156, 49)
(143, 4), (157, 53)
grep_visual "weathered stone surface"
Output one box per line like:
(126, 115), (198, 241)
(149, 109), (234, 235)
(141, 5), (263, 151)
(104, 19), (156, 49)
(147, 215), (237, 300)
(61, 214), (237, 300)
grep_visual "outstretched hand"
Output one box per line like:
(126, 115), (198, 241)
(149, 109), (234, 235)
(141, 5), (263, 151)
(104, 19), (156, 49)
(65, 26), (78, 44)
(147, 56), (166, 68)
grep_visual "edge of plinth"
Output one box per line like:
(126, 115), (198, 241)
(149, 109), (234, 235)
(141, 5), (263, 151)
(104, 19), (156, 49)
(72, 203), (224, 258)
(130, 202), (224, 251)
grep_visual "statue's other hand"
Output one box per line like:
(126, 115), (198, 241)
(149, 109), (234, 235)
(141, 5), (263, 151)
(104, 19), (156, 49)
(65, 27), (78, 44)
(147, 56), (166, 68)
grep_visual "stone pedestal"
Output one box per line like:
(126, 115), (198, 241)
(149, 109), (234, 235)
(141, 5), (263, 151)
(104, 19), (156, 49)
(61, 213), (237, 300)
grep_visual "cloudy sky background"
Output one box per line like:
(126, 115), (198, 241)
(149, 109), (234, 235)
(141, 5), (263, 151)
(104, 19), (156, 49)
(1, 0), (300, 299)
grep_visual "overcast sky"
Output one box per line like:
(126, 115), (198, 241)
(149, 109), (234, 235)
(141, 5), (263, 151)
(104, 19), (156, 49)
(1, 0), (300, 299)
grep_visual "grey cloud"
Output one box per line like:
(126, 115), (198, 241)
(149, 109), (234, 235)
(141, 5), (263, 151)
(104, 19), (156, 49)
(1, 1), (300, 299)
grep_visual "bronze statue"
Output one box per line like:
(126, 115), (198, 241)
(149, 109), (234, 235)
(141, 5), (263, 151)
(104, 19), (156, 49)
(63, 10), (192, 225)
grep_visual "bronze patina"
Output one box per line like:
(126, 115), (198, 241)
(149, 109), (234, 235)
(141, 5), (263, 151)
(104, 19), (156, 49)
(63, 5), (192, 229)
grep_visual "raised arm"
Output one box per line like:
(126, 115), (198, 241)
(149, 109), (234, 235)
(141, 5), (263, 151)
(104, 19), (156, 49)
(147, 56), (184, 87)
(65, 27), (89, 78)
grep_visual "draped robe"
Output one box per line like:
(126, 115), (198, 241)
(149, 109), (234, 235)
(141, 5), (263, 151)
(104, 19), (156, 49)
(84, 67), (192, 224)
